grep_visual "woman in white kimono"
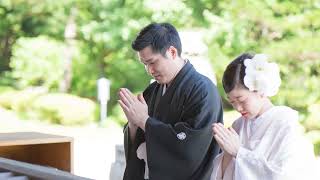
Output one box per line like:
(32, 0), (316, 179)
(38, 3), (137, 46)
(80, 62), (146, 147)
(211, 53), (319, 180)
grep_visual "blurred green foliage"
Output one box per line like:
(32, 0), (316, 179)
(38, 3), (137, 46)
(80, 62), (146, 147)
(10, 36), (67, 89)
(32, 93), (97, 125)
(0, 0), (319, 137)
(0, 88), (97, 125)
(306, 130), (320, 156)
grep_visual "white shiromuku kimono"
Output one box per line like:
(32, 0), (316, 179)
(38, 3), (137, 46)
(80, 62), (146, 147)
(211, 106), (320, 180)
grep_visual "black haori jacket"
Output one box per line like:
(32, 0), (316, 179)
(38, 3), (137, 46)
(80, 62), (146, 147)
(123, 61), (223, 180)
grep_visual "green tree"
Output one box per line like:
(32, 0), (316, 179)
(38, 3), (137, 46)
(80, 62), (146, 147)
(0, 0), (74, 72)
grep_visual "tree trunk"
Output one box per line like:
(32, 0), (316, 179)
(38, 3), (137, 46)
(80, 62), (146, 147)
(59, 8), (77, 93)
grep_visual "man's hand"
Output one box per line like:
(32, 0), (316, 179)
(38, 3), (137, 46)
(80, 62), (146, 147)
(118, 88), (149, 131)
(212, 123), (240, 157)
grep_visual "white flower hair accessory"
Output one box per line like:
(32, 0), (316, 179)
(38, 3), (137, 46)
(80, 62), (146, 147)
(243, 54), (281, 97)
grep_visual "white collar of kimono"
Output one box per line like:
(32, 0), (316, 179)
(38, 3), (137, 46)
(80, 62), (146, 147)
(247, 106), (275, 137)
(162, 84), (167, 96)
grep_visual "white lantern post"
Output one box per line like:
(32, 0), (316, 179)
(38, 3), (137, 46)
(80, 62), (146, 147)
(97, 77), (110, 124)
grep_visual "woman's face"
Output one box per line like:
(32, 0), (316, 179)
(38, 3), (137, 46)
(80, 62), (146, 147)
(227, 87), (264, 120)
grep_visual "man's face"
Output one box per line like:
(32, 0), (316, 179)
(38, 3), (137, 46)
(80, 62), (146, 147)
(138, 46), (176, 84)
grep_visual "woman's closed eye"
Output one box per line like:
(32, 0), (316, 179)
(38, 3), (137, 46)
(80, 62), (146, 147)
(239, 97), (248, 103)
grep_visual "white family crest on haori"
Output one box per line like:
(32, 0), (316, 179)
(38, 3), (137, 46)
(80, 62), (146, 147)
(177, 132), (187, 140)
(243, 54), (281, 97)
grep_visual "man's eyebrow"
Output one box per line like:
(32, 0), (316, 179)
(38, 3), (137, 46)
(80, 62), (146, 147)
(142, 58), (154, 64)
(145, 58), (153, 62)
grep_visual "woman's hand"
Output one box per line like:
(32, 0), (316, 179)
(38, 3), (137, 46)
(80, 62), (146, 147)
(212, 123), (240, 157)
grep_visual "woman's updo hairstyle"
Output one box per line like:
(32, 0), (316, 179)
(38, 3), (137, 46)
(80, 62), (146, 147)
(222, 53), (254, 93)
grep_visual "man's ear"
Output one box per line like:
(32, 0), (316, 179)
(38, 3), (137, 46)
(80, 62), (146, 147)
(166, 46), (177, 60)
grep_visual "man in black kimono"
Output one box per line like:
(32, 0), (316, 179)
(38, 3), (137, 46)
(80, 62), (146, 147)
(118, 22), (223, 180)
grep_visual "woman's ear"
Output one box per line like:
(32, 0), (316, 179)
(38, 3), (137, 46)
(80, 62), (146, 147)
(253, 90), (265, 98)
(259, 92), (266, 98)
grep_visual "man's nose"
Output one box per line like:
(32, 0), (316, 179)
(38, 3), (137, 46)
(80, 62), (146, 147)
(145, 65), (154, 75)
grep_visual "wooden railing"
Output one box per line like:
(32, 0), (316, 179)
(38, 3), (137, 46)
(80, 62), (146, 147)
(0, 157), (92, 180)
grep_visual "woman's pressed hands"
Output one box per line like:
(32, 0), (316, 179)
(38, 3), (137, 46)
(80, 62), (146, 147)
(212, 123), (241, 157)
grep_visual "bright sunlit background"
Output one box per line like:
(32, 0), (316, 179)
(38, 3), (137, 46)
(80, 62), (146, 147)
(0, 0), (319, 179)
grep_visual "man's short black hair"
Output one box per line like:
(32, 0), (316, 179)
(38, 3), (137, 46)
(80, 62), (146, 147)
(131, 22), (182, 57)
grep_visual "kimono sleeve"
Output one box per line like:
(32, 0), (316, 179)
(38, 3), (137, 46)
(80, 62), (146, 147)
(123, 124), (146, 180)
(210, 152), (236, 180)
(234, 126), (315, 180)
